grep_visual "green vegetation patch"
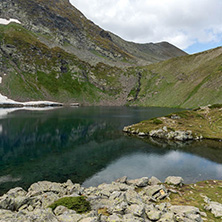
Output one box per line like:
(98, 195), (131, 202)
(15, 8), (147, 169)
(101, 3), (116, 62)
(164, 180), (222, 222)
(48, 196), (91, 213)
(124, 105), (222, 140)
(152, 118), (163, 125)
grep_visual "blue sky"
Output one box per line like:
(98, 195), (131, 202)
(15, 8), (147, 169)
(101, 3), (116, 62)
(71, 0), (222, 54)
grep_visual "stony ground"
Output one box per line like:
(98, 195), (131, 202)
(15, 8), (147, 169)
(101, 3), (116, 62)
(0, 176), (222, 221)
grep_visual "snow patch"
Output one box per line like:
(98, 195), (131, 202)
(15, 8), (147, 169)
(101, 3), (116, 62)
(0, 93), (20, 104)
(0, 93), (62, 106)
(0, 18), (21, 25)
(0, 77), (2, 84)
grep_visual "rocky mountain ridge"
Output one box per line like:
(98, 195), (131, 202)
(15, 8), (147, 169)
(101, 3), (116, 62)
(0, 0), (186, 67)
(0, 0), (222, 108)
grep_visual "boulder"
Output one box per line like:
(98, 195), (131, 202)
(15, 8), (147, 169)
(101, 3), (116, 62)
(0, 187), (30, 211)
(127, 177), (149, 187)
(146, 209), (162, 221)
(115, 176), (127, 184)
(143, 185), (168, 201)
(205, 201), (222, 218)
(127, 204), (145, 217)
(125, 190), (143, 205)
(165, 176), (184, 186)
(27, 181), (66, 197)
(170, 205), (202, 222)
(149, 176), (161, 185)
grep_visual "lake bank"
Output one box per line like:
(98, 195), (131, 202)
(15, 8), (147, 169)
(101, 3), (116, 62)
(0, 176), (221, 221)
(123, 105), (222, 141)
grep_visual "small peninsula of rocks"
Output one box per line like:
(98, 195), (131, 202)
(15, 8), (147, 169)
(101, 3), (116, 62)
(123, 105), (222, 141)
(0, 176), (222, 221)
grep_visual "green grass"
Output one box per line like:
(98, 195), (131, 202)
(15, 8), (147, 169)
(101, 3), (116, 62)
(48, 196), (91, 213)
(0, 23), (125, 103)
(124, 105), (222, 140)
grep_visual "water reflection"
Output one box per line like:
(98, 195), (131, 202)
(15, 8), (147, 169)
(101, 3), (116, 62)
(83, 150), (222, 187)
(0, 106), (222, 195)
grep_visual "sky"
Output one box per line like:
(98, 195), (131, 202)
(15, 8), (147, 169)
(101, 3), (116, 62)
(70, 0), (222, 54)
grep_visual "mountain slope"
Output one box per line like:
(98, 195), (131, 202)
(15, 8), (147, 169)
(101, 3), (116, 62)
(128, 47), (222, 108)
(0, 0), (186, 67)
(0, 23), (137, 104)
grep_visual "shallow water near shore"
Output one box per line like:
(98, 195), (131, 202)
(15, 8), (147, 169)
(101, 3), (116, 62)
(0, 106), (222, 195)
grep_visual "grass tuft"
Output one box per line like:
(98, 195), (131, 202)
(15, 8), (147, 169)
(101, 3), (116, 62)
(48, 196), (91, 213)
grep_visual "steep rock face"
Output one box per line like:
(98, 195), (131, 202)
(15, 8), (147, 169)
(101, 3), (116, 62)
(0, 0), (187, 66)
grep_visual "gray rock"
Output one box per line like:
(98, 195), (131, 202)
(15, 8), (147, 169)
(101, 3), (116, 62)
(57, 211), (84, 222)
(170, 205), (202, 222)
(165, 176), (183, 186)
(158, 212), (175, 221)
(115, 176), (127, 184)
(97, 183), (120, 197)
(107, 213), (122, 222)
(127, 177), (149, 187)
(125, 190), (143, 205)
(149, 176), (161, 186)
(27, 208), (59, 222)
(33, 192), (59, 208)
(6, 187), (27, 198)
(54, 205), (70, 216)
(123, 213), (145, 222)
(205, 201), (222, 217)
(0, 188), (30, 211)
(27, 181), (66, 197)
(127, 204), (145, 217)
(111, 201), (128, 215)
(146, 209), (162, 221)
(80, 217), (98, 222)
(143, 185), (168, 201)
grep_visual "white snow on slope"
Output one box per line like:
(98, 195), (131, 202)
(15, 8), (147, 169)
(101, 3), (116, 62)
(0, 18), (21, 25)
(0, 93), (62, 106)
(0, 93), (63, 119)
(0, 93), (20, 104)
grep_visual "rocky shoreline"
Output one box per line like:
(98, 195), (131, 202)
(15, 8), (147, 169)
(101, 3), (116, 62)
(0, 176), (222, 221)
(123, 105), (222, 142)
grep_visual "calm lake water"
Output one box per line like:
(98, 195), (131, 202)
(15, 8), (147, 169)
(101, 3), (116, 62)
(0, 106), (222, 195)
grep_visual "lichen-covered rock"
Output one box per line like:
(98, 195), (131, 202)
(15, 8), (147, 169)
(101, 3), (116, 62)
(0, 187), (30, 211)
(126, 204), (145, 217)
(125, 190), (143, 205)
(0, 176), (206, 222)
(127, 177), (149, 188)
(205, 201), (222, 218)
(170, 205), (202, 222)
(146, 209), (162, 221)
(27, 181), (66, 197)
(142, 185), (168, 202)
(149, 176), (161, 186)
(165, 176), (184, 186)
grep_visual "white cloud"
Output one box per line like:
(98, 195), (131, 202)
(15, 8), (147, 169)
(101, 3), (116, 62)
(70, 0), (222, 52)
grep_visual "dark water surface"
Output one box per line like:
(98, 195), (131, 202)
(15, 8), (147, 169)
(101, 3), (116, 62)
(0, 106), (222, 195)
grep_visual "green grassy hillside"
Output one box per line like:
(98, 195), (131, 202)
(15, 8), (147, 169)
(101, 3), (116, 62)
(123, 105), (222, 140)
(128, 47), (222, 108)
(0, 23), (136, 104)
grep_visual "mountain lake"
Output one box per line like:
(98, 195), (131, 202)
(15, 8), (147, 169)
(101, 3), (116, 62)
(0, 106), (222, 195)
